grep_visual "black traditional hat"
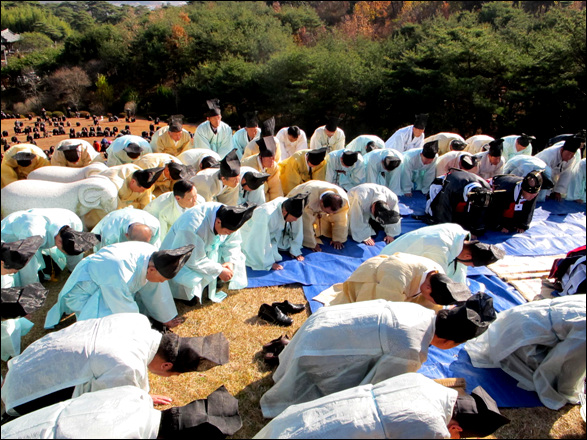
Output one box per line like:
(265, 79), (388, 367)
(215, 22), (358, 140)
(429, 273), (471, 305)
(283, 192), (309, 218)
(413, 113), (429, 130)
(206, 99), (222, 117)
(460, 154), (477, 170)
(258, 136), (277, 158)
(434, 292), (496, 343)
(1, 236), (44, 270)
(562, 136), (582, 153)
(58, 142), (81, 162)
(242, 171), (270, 191)
(124, 142), (143, 159)
(151, 245), (195, 279)
(382, 155), (402, 171)
(373, 201), (400, 225)
(244, 111), (259, 128)
(168, 115), (184, 133)
(173, 332), (229, 373)
(59, 226), (100, 256)
(260, 117), (275, 137)
(216, 204), (257, 231)
(467, 187), (492, 208)
(159, 386), (242, 439)
(307, 147), (327, 166)
(200, 156), (220, 170)
(422, 140), (439, 159)
(219, 150), (241, 178)
(521, 171), (543, 194)
(469, 242), (505, 266)
(341, 150), (360, 167)
(517, 133), (535, 148)
(133, 167), (165, 189)
(488, 139), (504, 157)
(1, 283), (49, 320)
(450, 139), (466, 151)
(453, 386), (510, 438)
(168, 162), (198, 181)
(325, 115), (341, 132)
(13, 151), (35, 167)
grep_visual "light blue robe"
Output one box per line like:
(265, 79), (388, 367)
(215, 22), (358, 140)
(400, 148), (437, 195)
(385, 125), (424, 153)
(503, 155), (554, 201)
(236, 166), (267, 207)
(566, 158), (586, 203)
(232, 127), (260, 159)
(536, 143), (581, 195)
(363, 149), (403, 195)
(160, 202), (247, 302)
(309, 126), (345, 153)
(347, 184), (401, 242)
(105, 135), (152, 167)
(239, 197), (304, 270)
(145, 191), (205, 239)
(44, 242), (178, 328)
(193, 120), (234, 158)
(91, 206), (161, 251)
(502, 135), (532, 162)
(380, 223), (471, 284)
(325, 150), (366, 191)
(345, 134), (385, 155)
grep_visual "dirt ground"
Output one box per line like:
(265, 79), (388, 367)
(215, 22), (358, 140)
(1, 115), (586, 439)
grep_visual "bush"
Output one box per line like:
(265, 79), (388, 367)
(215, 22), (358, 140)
(45, 111), (53, 118)
(78, 111), (90, 118)
(52, 111), (64, 118)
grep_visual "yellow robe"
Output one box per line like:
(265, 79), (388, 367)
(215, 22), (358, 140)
(1, 144), (50, 188)
(50, 141), (102, 168)
(287, 180), (349, 248)
(279, 149), (327, 195)
(241, 154), (284, 201)
(242, 137), (282, 162)
(423, 132), (466, 156)
(150, 126), (193, 156)
(99, 164), (153, 209)
(133, 153), (181, 195)
(317, 253), (443, 312)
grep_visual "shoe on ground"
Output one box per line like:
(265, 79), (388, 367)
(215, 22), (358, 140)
(272, 300), (305, 315)
(258, 304), (293, 327)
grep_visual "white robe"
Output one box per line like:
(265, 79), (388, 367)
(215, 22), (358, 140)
(260, 299), (436, 418)
(1, 386), (161, 439)
(235, 166), (267, 207)
(465, 135), (494, 154)
(425, 132), (465, 156)
(475, 151), (506, 180)
(385, 125), (424, 153)
(400, 148), (438, 195)
(145, 191), (205, 239)
(363, 149), (403, 195)
(325, 150), (366, 191)
(347, 183), (401, 242)
(255, 373), (456, 439)
(44, 242), (178, 328)
(380, 223), (471, 284)
(239, 197), (304, 270)
(105, 135), (152, 167)
(309, 126), (345, 153)
(345, 134), (385, 155)
(502, 135), (533, 162)
(232, 127), (260, 159)
(435, 151), (478, 176)
(91, 206), (161, 251)
(177, 148), (221, 169)
(190, 167), (233, 202)
(276, 127), (308, 160)
(160, 202), (247, 302)
(3, 314), (161, 415)
(536, 143), (581, 195)
(466, 296), (586, 410)
(566, 158), (586, 203)
(193, 120), (234, 158)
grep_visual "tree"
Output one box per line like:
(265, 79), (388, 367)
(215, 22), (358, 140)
(46, 66), (91, 109)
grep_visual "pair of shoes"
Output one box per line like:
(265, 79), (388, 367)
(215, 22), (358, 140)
(272, 300), (305, 315)
(263, 334), (290, 355)
(258, 304), (293, 326)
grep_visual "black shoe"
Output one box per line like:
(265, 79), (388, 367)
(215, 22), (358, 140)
(263, 335), (290, 354)
(258, 304), (293, 327)
(272, 300), (305, 315)
(263, 351), (280, 367)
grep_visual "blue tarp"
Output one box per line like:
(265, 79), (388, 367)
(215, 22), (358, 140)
(245, 192), (586, 407)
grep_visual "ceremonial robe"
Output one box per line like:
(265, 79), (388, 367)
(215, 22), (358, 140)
(385, 125), (424, 153)
(1, 144), (50, 188)
(345, 134), (385, 155)
(400, 148), (437, 195)
(99, 164), (154, 209)
(50, 140), (101, 168)
(278, 149), (327, 195)
(193, 120), (233, 158)
(150, 126), (193, 156)
(231, 127), (260, 159)
(91, 206), (161, 251)
(363, 149), (403, 195)
(325, 150), (366, 191)
(276, 127), (308, 160)
(309, 126), (345, 153)
(105, 135), (152, 167)
(144, 191), (205, 239)
(502, 135), (532, 162)
(242, 154), (283, 201)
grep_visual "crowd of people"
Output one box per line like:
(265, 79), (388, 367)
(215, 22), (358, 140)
(1, 99), (585, 438)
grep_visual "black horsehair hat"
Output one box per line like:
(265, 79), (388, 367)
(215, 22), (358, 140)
(151, 245), (195, 279)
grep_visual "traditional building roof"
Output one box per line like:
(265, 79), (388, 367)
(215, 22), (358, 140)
(1, 29), (21, 44)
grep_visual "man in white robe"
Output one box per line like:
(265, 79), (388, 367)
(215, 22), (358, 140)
(536, 136), (582, 201)
(3, 313), (227, 415)
(345, 134), (385, 155)
(502, 134), (535, 162)
(240, 194), (307, 271)
(466, 296), (586, 410)
(309, 116), (345, 153)
(325, 150), (366, 191)
(91, 206), (161, 251)
(400, 141), (439, 196)
(347, 183), (401, 245)
(177, 148), (221, 170)
(44, 242), (193, 329)
(363, 148), (403, 194)
(465, 134), (494, 154)
(260, 294), (496, 418)
(276, 126), (308, 160)
(193, 99), (233, 158)
(385, 114), (427, 153)
(424, 132), (466, 156)
(566, 157), (586, 203)
(255, 373), (508, 439)
(145, 180), (204, 239)
(231, 112), (261, 159)
(160, 203), (255, 303)
(105, 134), (152, 167)
(435, 151), (479, 176)
(235, 167), (269, 207)
(380, 223), (504, 284)
(190, 149), (240, 203)
(474, 139), (506, 180)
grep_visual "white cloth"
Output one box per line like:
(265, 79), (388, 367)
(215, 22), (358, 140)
(260, 299), (436, 418)
(190, 167), (231, 202)
(536, 143), (580, 195)
(502, 135), (533, 162)
(347, 183), (401, 242)
(325, 150), (366, 191)
(385, 125), (424, 153)
(475, 151), (506, 180)
(466, 296), (586, 410)
(105, 135), (152, 167)
(380, 223), (471, 283)
(1, 386), (161, 439)
(346, 134), (385, 155)
(363, 149), (403, 195)
(193, 120), (234, 158)
(309, 126), (345, 153)
(425, 132), (466, 156)
(177, 148), (221, 169)
(91, 206), (161, 250)
(566, 158), (586, 203)
(160, 202), (247, 302)
(145, 191), (205, 239)
(400, 148), (438, 195)
(276, 127), (308, 160)
(561, 256), (586, 296)
(232, 127), (261, 159)
(236, 166), (267, 207)
(465, 135), (494, 154)
(240, 197), (304, 270)
(3, 314), (161, 414)
(255, 373), (456, 439)
(435, 151), (477, 176)
(1, 318), (34, 362)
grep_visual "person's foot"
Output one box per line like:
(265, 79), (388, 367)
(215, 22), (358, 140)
(272, 300), (305, 315)
(258, 304), (293, 326)
(165, 315), (186, 328)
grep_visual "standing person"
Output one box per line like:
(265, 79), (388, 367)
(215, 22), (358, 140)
(1, 144), (50, 188)
(345, 134), (385, 155)
(400, 140), (439, 196)
(325, 150), (366, 191)
(275, 126), (308, 160)
(385, 114), (428, 153)
(474, 139), (506, 179)
(193, 99), (234, 158)
(278, 148), (327, 195)
(50, 140), (102, 168)
(309, 115), (345, 153)
(501, 134), (535, 162)
(363, 149), (403, 195)
(232, 111), (260, 159)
